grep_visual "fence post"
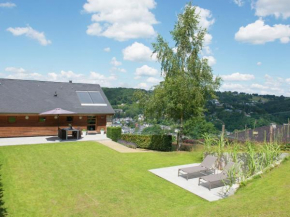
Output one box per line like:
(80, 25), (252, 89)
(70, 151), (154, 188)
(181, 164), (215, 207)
(270, 125), (273, 143)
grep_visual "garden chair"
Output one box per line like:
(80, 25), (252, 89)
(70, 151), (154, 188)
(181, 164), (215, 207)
(178, 155), (217, 180)
(198, 161), (235, 190)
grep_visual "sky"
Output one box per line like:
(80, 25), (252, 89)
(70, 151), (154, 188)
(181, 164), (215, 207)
(0, 0), (290, 96)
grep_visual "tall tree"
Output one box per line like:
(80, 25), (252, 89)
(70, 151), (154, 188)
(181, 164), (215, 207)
(136, 2), (221, 150)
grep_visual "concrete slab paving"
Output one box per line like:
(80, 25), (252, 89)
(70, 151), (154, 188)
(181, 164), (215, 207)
(98, 140), (155, 153)
(149, 163), (239, 202)
(0, 134), (109, 146)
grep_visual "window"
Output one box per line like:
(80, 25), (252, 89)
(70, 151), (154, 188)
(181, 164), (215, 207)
(8, 116), (16, 123)
(76, 91), (107, 106)
(39, 117), (46, 122)
(67, 116), (73, 122)
(87, 116), (96, 131)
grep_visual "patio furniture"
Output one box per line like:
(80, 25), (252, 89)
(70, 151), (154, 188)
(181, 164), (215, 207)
(39, 108), (76, 139)
(178, 155), (217, 180)
(198, 161), (235, 190)
(61, 128), (81, 140)
(58, 129), (66, 140)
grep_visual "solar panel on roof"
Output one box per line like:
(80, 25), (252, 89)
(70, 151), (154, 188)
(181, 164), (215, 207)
(89, 91), (106, 104)
(76, 92), (93, 104)
(76, 91), (107, 106)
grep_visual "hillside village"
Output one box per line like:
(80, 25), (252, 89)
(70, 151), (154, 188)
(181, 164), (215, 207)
(103, 87), (290, 138)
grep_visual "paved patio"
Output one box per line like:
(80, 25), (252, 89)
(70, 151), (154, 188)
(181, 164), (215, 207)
(149, 163), (239, 202)
(0, 134), (109, 146)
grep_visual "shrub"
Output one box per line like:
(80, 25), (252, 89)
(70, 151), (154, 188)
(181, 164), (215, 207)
(117, 139), (137, 149)
(281, 143), (290, 151)
(121, 134), (172, 151)
(107, 127), (122, 142)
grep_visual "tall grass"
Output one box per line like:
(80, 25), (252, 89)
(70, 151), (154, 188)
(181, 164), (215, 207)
(202, 133), (215, 155)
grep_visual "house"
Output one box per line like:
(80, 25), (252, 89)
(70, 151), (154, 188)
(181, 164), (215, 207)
(0, 79), (115, 137)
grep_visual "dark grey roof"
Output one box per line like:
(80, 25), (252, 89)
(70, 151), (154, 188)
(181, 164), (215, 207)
(0, 79), (115, 115)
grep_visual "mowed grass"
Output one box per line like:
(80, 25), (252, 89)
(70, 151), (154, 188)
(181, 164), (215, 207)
(0, 141), (289, 216)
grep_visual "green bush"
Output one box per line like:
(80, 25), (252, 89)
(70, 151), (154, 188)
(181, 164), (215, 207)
(281, 144), (290, 151)
(107, 127), (122, 142)
(121, 134), (172, 151)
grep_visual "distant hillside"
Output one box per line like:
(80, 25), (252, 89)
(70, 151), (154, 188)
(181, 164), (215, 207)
(102, 87), (142, 106)
(103, 87), (290, 132)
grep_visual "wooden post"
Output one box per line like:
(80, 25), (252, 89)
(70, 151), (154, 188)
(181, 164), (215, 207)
(270, 125), (273, 143)
(222, 124), (225, 139)
(287, 118), (290, 142)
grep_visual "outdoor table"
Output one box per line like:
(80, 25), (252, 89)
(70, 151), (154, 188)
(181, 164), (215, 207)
(61, 128), (81, 140)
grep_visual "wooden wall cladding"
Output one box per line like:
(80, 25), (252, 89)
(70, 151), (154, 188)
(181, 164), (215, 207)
(0, 115), (107, 138)
(96, 115), (107, 132)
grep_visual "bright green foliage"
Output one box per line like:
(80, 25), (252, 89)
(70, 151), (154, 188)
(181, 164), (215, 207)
(107, 127), (122, 142)
(202, 133), (216, 155)
(281, 143), (290, 151)
(183, 117), (217, 139)
(121, 134), (172, 151)
(136, 3), (220, 149)
(141, 125), (164, 135)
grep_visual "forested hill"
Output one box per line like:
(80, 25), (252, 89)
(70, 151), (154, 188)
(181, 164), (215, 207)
(102, 87), (142, 106)
(103, 87), (290, 132)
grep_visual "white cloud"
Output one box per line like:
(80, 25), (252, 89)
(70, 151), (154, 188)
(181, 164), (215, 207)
(135, 65), (158, 79)
(257, 62), (262, 66)
(48, 70), (83, 81)
(202, 56), (216, 66)
(220, 73), (290, 96)
(4, 67), (43, 80)
(110, 57), (122, 66)
(221, 72), (255, 81)
(0, 2), (16, 8)
(118, 68), (126, 73)
(7, 26), (51, 46)
(48, 71), (117, 87)
(235, 19), (290, 44)
(136, 82), (148, 89)
(251, 83), (268, 89)
(83, 0), (158, 41)
(221, 83), (245, 91)
(195, 6), (215, 29)
(110, 67), (126, 73)
(146, 77), (161, 84)
(203, 33), (212, 45)
(195, 7), (216, 63)
(2, 67), (117, 87)
(104, 47), (110, 52)
(5, 67), (26, 73)
(233, 0), (244, 7)
(255, 0), (290, 19)
(123, 42), (156, 62)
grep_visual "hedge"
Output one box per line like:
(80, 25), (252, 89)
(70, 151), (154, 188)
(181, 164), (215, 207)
(121, 134), (172, 151)
(281, 144), (290, 151)
(107, 127), (122, 142)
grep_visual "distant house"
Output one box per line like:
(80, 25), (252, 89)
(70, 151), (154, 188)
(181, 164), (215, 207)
(0, 79), (115, 137)
(114, 109), (123, 113)
(138, 114), (144, 121)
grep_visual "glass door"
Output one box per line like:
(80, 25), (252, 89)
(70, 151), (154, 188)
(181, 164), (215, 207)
(87, 116), (96, 131)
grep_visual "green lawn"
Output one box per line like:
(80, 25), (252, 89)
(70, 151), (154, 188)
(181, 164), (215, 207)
(0, 141), (289, 216)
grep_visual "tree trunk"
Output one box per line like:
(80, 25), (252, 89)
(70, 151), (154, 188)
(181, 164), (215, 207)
(177, 114), (183, 151)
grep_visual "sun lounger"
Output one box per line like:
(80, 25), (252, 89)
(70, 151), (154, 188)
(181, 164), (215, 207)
(198, 161), (235, 190)
(178, 155), (217, 180)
